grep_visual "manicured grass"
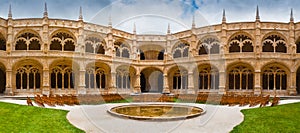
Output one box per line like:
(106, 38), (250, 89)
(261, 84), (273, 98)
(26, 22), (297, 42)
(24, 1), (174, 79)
(231, 102), (300, 133)
(0, 102), (83, 133)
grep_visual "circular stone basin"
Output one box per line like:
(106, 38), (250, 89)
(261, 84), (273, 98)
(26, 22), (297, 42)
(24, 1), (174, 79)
(107, 104), (205, 120)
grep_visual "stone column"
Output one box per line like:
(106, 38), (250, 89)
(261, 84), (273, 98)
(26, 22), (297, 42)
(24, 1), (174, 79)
(187, 72), (195, 94)
(42, 69), (50, 95)
(134, 74), (141, 94)
(254, 70), (262, 95)
(162, 74), (170, 94)
(77, 69), (86, 94)
(218, 71), (226, 94)
(289, 72), (297, 95)
(5, 69), (13, 95)
(109, 72), (117, 94)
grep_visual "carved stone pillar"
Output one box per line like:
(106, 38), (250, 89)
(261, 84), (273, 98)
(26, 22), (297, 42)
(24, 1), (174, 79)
(42, 69), (50, 95)
(162, 74), (170, 94)
(5, 69), (13, 95)
(218, 71), (226, 94)
(134, 74), (141, 94)
(110, 72), (117, 94)
(254, 70), (262, 95)
(187, 72), (195, 94)
(77, 69), (86, 94)
(289, 72), (297, 95)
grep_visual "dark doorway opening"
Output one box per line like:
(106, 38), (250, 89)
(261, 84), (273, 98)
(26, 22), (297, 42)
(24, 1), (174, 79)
(140, 68), (163, 93)
(0, 68), (6, 93)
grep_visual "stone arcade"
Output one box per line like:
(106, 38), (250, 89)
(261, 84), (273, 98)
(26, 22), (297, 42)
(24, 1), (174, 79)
(0, 5), (299, 96)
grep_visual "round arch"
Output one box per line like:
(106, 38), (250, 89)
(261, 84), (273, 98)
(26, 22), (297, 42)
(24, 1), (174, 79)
(261, 62), (290, 91)
(12, 59), (43, 90)
(140, 67), (163, 93)
(226, 62), (255, 90)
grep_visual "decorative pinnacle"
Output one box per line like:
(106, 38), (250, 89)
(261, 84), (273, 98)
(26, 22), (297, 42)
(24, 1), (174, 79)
(133, 23), (136, 34)
(222, 9), (226, 22)
(8, 4), (12, 18)
(78, 6), (83, 20)
(256, 5), (260, 21)
(43, 2), (48, 18)
(108, 15), (112, 27)
(290, 8), (294, 22)
(192, 15), (195, 28)
(167, 23), (170, 34)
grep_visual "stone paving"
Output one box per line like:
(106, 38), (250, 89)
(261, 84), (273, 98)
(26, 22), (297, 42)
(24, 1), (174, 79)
(1, 99), (300, 133)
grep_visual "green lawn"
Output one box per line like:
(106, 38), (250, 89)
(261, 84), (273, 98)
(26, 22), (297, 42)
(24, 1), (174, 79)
(231, 102), (300, 133)
(0, 102), (83, 133)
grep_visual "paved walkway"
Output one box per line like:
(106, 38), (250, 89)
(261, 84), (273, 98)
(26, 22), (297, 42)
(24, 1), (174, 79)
(1, 99), (300, 133)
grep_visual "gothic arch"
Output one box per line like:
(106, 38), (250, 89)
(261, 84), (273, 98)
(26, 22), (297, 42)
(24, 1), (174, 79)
(172, 40), (190, 58)
(85, 62), (111, 90)
(168, 66), (189, 91)
(49, 59), (80, 89)
(228, 32), (254, 53)
(262, 32), (287, 53)
(198, 36), (220, 55)
(261, 62), (289, 91)
(13, 59), (43, 90)
(226, 62), (254, 90)
(114, 39), (131, 58)
(50, 29), (77, 51)
(195, 64), (220, 90)
(14, 30), (42, 50)
(85, 35), (107, 54)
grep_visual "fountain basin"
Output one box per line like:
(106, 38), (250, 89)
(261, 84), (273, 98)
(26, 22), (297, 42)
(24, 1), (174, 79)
(107, 104), (205, 121)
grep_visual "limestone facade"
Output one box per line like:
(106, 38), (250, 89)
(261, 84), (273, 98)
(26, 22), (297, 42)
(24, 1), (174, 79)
(1, 9), (300, 96)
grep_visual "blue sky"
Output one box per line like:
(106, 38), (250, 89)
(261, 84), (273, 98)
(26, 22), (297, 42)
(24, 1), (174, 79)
(0, 0), (298, 34)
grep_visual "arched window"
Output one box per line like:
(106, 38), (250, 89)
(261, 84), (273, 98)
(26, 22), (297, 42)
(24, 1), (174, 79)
(50, 32), (75, 51)
(262, 34), (287, 53)
(262, 65), (287, 90)
(116, 70), (131, 90)
(198, 38), (220, 55)
(198, 66), (219, 90)
(0, 35), (6, 51)
(85, 36), (105, 54)
(172, 42), (189, 58)
(15, 32), (41, 50)
(16, 65), (40, 90)
(50, 65), (75, 89)
(173, 70), (188, 90)
(229, 34), (253, 53)
(228, 65), (254, 90)
(85, 67), (106, 89)
(114, 41), (130, 58)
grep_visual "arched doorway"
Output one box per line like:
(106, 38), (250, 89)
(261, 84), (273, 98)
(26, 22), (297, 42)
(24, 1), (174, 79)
(297, 68), (300, 95)
(0, 68), (5, 94)
(140, 68), (163, 93)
